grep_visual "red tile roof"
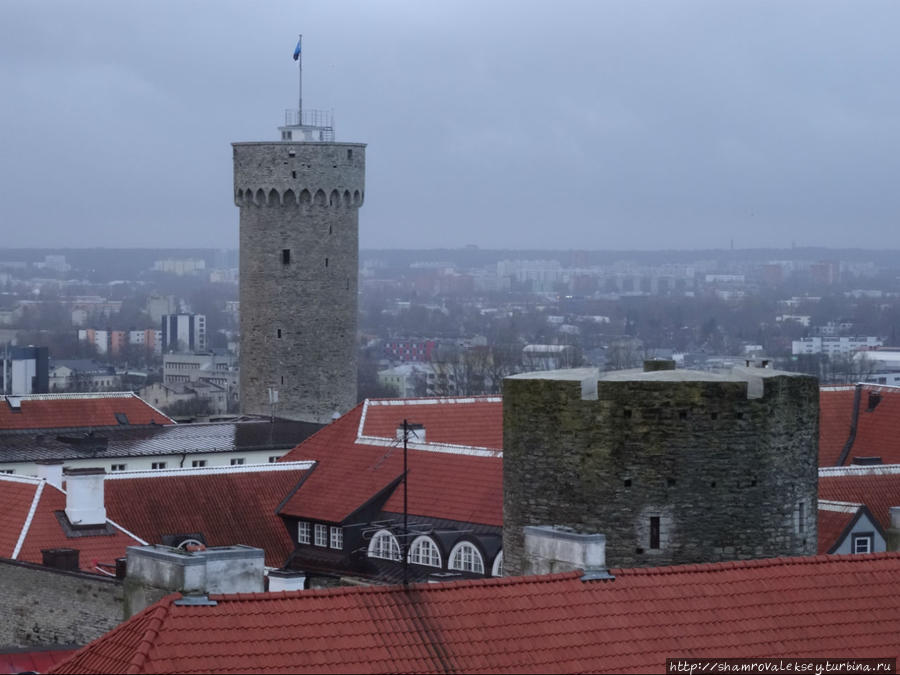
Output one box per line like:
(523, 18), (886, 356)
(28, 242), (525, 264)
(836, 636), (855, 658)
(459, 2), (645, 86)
(104, 463), (313, 567)
(360, 397), (503, 450)
(850, 386), (900, 464)
(50, 553), (900, 674)
(0, 649), (77, 674)
(0, 392), (173, 431)
(0, 475), (145, 574)
(819, 466), (900, 531)
(816, 500), (860, 554)
(819, 387), (855, 465)
(278, 399), (502, 525)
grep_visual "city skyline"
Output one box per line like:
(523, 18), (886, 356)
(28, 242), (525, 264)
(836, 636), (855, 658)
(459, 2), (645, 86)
(3, 1), (900, 250)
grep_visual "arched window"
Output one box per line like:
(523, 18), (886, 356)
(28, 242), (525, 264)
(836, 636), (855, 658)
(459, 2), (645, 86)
(368, 529), (401, 561)
(491, 551), (503, 577)
(407, 536), (441, 568)
(448, 541), (484, 574)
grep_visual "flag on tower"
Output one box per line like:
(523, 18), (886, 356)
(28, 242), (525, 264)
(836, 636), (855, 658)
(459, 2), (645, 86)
(293, 37), (302, 61)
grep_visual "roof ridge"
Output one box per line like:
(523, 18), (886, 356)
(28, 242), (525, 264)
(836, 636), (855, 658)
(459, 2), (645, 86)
(366, 395), (503, 405)
(818, 499), (864, 511)
(609, 552), (900, 576)
(126, 598), (173, 674)
(2, 391), (140, 401)
(105, 460), (315, 480)
(11, 480), (44, 559)
(820, 464), (900, 477)
(208, 570), (583, 603)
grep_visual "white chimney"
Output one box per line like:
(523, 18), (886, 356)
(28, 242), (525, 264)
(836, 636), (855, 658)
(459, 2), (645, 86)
(523, 525), (614, 581)
(36, 461), (64, 490)
(268, 568), (306, 592)
(63, 467), (106, 526)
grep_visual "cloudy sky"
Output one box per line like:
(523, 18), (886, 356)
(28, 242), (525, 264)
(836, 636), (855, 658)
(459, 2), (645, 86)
(2, 1), (899, 250)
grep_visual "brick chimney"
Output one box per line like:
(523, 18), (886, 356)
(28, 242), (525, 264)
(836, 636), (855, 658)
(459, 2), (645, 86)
(63, 467), (106, 527)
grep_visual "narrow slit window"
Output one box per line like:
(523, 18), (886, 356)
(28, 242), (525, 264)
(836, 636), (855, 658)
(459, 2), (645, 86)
(650, 516), (660, 549)
(282, 249), (291, 265)
(347, 149), (353, 160)
(325, 257), (329, 267)
(277, 328), (282, 339)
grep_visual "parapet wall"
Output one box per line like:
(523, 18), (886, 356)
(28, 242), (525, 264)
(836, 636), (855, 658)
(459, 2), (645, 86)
(503, 367), (819, 575)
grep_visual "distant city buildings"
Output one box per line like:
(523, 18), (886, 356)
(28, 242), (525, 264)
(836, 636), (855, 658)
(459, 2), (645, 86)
(160, 313), (207, 353)
(792, 336), (882, 357)
(0, 346), (48, 395)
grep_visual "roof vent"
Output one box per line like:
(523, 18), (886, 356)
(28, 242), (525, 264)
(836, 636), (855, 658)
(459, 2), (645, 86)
(852, 456), (882, 466)
(7, 397), (21, 411)
(42, 548), (79, 572)
(174, 595), (218, 606)
(114, 412), (129, 425)
(867, 392), (882, 412)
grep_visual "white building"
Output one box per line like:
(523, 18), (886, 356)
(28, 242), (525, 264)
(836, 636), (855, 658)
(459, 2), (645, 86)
(792, 337), (882, 357)
(161, 314), (207, 353)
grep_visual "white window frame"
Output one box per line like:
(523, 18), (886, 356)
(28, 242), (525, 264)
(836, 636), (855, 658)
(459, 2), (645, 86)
(448, 541), (485, 574)
(330, 526), (343, 550)
(110, 464), (126, 472)
(152, 462), (166, 470)
(230, 458), (245, 466)
(367, 529), (402, 561)
(191, 460), (207, 468)
(314, 523), (328, 547)
(298, 521), (311, 545)
(853, 533), (873, 554)
(407, 535), (441, 568)
(492, 551), (503, 577)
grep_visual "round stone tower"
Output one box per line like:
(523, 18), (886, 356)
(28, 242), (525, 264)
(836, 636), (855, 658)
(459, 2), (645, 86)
(233, 113), (365, 423)
(502, 364), (819, 575)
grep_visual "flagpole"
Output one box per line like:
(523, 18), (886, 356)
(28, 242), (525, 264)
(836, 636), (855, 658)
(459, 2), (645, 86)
(297, 34), (303, 124)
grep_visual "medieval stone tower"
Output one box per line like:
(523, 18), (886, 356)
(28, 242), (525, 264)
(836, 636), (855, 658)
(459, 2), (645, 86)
(233, 70), (365, 423)
(502, 363), (819, 575)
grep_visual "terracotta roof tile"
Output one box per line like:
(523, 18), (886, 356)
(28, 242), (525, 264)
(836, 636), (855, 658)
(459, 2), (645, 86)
(819, 387), (855, 466)
(0, 392), (173, 431)
(819, 467), (900, 531)
(0, 475), (145, 573)
(49, 554), (900, 674)
(0, 649), (77, 674)
(278, 399), (502, 525)
(104, 463), (312, 567)
(816, 502), (859, 554)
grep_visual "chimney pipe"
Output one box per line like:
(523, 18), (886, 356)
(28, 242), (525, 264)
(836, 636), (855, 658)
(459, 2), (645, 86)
(63, 467), (106, 527)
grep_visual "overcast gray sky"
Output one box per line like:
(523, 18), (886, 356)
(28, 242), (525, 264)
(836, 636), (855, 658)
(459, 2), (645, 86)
(2, 1), (899, 250)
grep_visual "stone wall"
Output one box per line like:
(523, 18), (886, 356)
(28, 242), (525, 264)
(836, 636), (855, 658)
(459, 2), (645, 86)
(503, 367), (819, 575)
(0, 559), (123, 648)
(233, 142), (365, 424)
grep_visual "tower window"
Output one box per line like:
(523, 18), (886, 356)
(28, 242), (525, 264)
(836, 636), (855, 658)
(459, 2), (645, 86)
(292, 170), (296, 179)
(347, 149), (353, 160)
(282, 249), (291, 265)
(650, 516), (660, 549)
(325, 257), (329, 267)
(277, 329), (282, 339)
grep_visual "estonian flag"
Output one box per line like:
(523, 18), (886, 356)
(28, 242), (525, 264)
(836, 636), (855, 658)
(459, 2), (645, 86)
(293, 38), (301, 61)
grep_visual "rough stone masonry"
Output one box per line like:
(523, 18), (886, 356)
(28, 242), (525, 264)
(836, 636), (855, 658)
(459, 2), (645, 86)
(502, 365), (819, 575)
(233, 141), (365, 424)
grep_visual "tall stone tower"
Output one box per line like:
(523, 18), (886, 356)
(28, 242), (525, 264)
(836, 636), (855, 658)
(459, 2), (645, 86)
(502, 363), (819, 575)
(233, 52), (365, 424)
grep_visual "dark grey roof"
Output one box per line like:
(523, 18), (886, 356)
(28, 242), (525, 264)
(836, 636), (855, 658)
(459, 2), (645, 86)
(0, 419), (322, 463)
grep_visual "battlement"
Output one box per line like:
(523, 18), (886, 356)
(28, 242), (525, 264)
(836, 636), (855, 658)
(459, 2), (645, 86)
(232, 142), (365, 209)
